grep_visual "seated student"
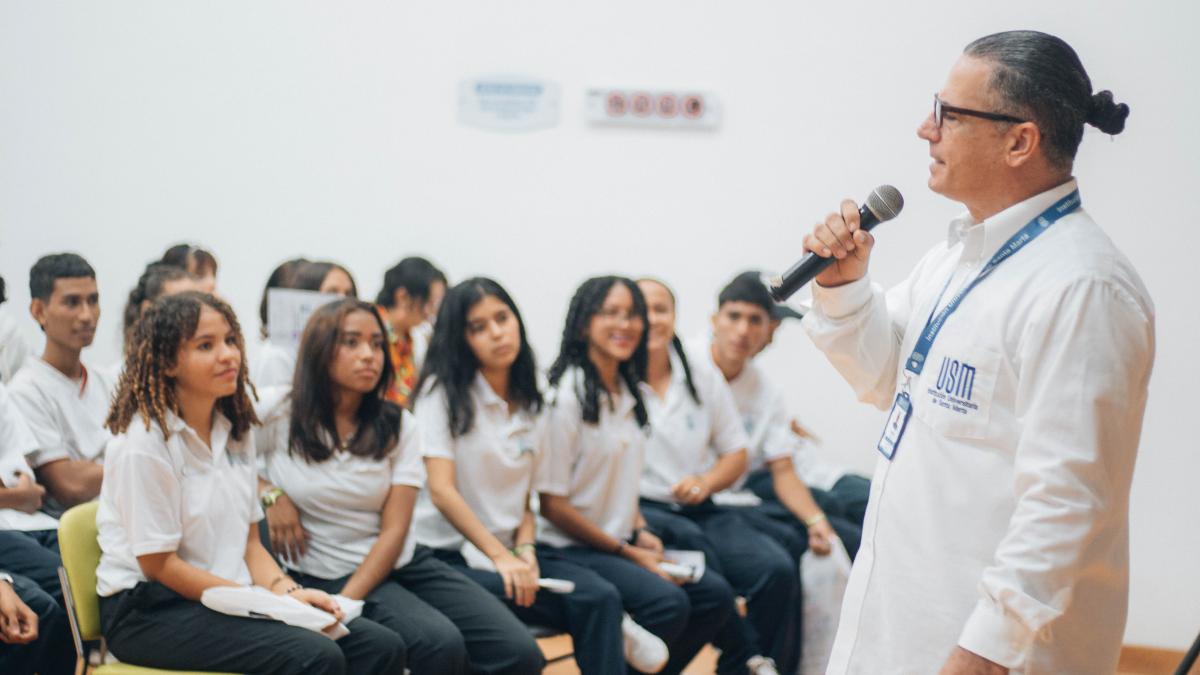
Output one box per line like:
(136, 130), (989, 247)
(374, 257), (447, 407)
(159, 243), (218, 294)
(538, 276), (753, 675)
(256, 298), (539, 675)
(97, 291), (404, 675)
(0, 275), (32, 383)
(633, 279), (796, 675)
(413, 277), (647, 674)
(251, 257), (310, 388)
(9, 254), (113, 516)
(120, 263), (203, 357)
(0, 569), (73, 675)
(688, 272), (867, 560)
(0, 380), (63, 605)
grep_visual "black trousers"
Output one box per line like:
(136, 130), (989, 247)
(99, 581), (405, 675)
(743, 471), (871, 560)
(641, 500), (800, 675)
(432, 546), (626, 675)
(0, 529), (62, 604)
(0, 573), (74, 675)
(292, 546), (544, 675)
(552, 545), (737, 675)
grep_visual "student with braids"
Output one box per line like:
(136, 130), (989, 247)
(634, 279), (798, 675)
(255, 298), (539, 675)
(97, 292), (404, 675)
(413, 277), (642, 674)
(537, 276), (744, 675)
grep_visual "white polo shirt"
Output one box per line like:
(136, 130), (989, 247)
(0, 381), (58, 531)
(9, 356), (114, 467)
(537, 367), (646, 547)
(257, 399), (425, 580)
(250, 339), (296, 389)
(804, 180), (1155, 674)
(413, 374), (542, 551)
(0, 310), (30, 384)
(96, 412), (261, 597)
(639, 350), (747, 502)
(685, 335), (844, 491)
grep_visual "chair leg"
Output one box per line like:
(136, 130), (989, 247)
(57, 566), (88, 675)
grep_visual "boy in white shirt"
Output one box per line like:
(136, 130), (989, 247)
(9, 254), (113, 517)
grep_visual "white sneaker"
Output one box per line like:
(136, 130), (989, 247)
(747, 655), (780, 675)
(622, 613), (669, 673)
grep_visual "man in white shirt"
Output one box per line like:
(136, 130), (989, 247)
(0, 276), (32, 384)
(801, 31), (1151, 674)
(9, 254), (113, 518)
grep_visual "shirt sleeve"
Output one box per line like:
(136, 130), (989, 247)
(705, 370), (749, 456)
(957, 277), (1154, 668)
(415, 384), (455, 461)
(106, 441), (184, 557)
(759, 388), (803, 464)
(534, 386), (581, 497)
(390, 410), (425, 488)
(802, 247), (939, 411)
(8, 380), (69, 468)
(0, 382), (39, 484)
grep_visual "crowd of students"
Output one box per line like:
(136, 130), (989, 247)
(0, 245), (869, 675)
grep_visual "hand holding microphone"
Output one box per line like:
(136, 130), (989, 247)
(770, 185), (904, 300)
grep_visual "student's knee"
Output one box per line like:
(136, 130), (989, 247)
(505, 632), (547, 675)
(420, 621), (468, 674)
(576, 577), (623, 616)
(296, 637), (348, 675)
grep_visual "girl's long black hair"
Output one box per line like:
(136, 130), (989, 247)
(638, 277), (700, 405)
(288, 298), (401, 462)
(412, 277), (543, 437)
(547, 276), (649, 428)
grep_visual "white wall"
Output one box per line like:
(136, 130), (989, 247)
(2, 0), (1196, 650)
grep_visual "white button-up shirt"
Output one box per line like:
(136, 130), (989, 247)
(97, 412), (262, 597)
(0, 381), (58, 531)
(257, 399), (425, 579)
(537, 367), (646, 547)
(804, 180), (1155, 674)
(413, 374), (542, 551)
(639, 349), (747, 502)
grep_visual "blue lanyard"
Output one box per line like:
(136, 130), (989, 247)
(904, 189), (1081, 376)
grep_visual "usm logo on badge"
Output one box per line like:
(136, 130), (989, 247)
(928, 356), (980, 414)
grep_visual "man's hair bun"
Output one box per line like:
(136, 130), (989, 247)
(1087, 90), (1130, 135)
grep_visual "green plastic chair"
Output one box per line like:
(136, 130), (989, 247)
(57, 502), (231, 675)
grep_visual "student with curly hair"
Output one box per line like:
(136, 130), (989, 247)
(97, 292), (404, 675)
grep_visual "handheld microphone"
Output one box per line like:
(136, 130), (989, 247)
(768, 185), (904, 302)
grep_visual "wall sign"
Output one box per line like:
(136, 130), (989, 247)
(586, 88), (720, 130)
(458, 77), (561, 132)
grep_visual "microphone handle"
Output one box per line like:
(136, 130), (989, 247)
(769, 204), (883, 302)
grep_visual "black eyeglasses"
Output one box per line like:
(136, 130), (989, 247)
(933, 94), (1026, 128)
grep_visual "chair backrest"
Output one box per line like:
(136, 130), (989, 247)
(58, 501), (103, 641)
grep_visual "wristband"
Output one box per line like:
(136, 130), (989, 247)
(511, 543), (535, 556)
(260, 487), (285, 509)
(283, 585), (302, 595)
(804, 512), (828, 527)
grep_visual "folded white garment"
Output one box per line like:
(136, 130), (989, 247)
(661, 550), (706, 583)
(200, 586), (362, 640)
(711, 490), (763, 507)
(461, 542), (575, 593)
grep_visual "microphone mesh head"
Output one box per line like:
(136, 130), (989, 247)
(866, 185), (904, 222)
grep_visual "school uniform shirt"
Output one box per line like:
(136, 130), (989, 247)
(96, 412), (262, 597)
(8, 356), (114, 468)
(803, 180), (1155, 674)
(250, 338), (296, 389)
(0, 309), (31, 384)
(639, 350), (748, 502)
(413, 374), (542, 551)
(537, 367), (646, 548)
(257, 400), (425, 580)
(684, 334), (843, 491)
(0, 381), (58, 531)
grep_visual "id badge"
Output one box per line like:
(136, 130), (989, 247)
(876, 392), (912, 460)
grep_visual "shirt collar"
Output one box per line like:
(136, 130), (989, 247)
(165, 409), (233, 461)
(946, 178), (1079, 262)
(472, 371), (507, 409)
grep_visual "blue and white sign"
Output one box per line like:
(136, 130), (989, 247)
(458, 77), (560, 132)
